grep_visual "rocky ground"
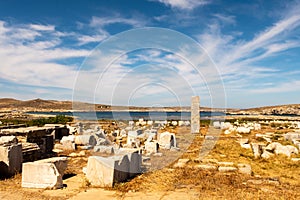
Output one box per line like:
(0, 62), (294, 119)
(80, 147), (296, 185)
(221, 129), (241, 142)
(0, 123), (299, 200)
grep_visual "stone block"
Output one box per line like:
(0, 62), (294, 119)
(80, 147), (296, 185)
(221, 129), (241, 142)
(158, 132), (176, 149)
(86, 155), (130, 187)
(22, 157), (68, 189)
(0, 143), (23, 177)
(145, 141), (158, 154)
(94, 145), (115, 154)
(75, 135), (97, 146)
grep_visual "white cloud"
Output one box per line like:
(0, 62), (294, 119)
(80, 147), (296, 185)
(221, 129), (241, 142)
(90, 16), (146, 28)
(29, 24), (55, 31)
(154, 0), (210, 10)
(0, 21), (91, 92)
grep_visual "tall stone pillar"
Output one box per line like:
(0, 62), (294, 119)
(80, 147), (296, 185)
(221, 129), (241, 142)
(191, 96), (200, 133)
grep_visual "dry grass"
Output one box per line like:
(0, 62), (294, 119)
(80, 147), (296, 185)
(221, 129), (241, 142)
(114, 126), (300, 199)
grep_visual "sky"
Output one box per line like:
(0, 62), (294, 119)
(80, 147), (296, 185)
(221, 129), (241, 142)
(0, 0), (300, 109)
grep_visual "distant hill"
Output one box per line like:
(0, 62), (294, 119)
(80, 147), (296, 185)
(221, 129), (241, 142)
(0, 98), (227, 112)
(0, 98), (299, 115)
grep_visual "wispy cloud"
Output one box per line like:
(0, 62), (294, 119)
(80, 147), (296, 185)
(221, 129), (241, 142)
(197, 9), (300, 94)
(152, 0), (210, 10)
(29, 24), (55, 31)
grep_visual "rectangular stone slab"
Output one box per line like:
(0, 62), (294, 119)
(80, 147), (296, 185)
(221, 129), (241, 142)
(21, 157), (68, 189)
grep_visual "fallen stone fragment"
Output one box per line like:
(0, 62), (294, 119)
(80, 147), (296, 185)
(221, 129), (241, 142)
(261, 151), (274, 159)
(195, 164), (217, 171)
(218, 166), (237, 172)
(237, 163), (252, 175)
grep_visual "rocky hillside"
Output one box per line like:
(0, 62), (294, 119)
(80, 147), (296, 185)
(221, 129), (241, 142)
(239, 104), (300, 116)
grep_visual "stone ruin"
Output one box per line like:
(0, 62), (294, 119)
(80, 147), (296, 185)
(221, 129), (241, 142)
(22, 157), (68, 189)
(85, 149), (141, 187)
(0, 117), (189, 189)
(0, 136), (22, 178)
(191, 96), (200, 134)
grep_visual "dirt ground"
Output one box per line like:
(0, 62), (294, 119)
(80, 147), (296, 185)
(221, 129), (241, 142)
(0, 125), (300, 200)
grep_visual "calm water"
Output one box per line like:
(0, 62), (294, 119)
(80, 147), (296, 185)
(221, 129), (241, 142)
(28, 111), (226, 120)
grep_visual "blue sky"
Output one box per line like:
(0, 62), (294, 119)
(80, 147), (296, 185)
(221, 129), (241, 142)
(0, 0), (300, 108)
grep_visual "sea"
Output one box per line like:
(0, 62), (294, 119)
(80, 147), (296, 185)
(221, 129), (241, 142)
(27, 111), (226, 121)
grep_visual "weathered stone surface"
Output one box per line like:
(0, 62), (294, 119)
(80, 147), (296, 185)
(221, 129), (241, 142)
(218, 166), (237, 172)
(195, 164), (217, 170)
(86, 149), (141, 187)
(75, 135), (97, 146)
(191, 96), (200, 133)
(0, 143), (22, 177)
(86, 155), (129, 187)
(61, 135), (75, 143)
(94, 146), (115, 154)
(62, 140), (76, 151)
(251, 143), (263, 158)
(144, 141), (158, 154)
(237, 163), (252, 175)
(275, 145), (298, 157)
(266, 142), (298, 157)
(0, 136), (17, 145)
(158, 132), (176, 149)
(261, 151), (274, 159)
(22, 157), (68, 189)
(284, 132), (300, 141)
